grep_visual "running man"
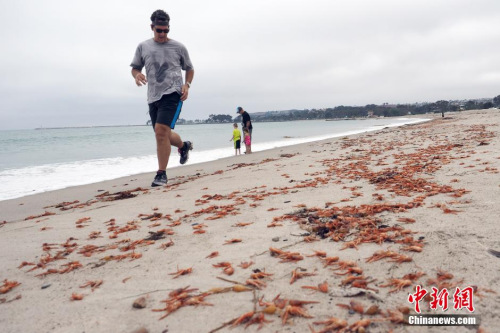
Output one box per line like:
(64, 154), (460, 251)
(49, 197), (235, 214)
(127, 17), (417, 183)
(131, 9), (194, 186)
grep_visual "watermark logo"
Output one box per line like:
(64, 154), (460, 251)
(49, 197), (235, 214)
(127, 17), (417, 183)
(453, 286), (474, 312)
(430, 286), (449, 310)
(407, 314), (480, 326)
(407, 285), (427, 313)
(407, 285), (479, 326)
(408, 285), (475, 313)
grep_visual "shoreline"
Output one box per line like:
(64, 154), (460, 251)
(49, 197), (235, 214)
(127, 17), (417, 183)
(0, 116), (432, 220)
(1, 109), (498, 333)
(1, 116), (431, 203)
(27, 113), (433, 130)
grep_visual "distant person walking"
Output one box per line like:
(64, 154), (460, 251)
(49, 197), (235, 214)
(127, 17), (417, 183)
(130, 9), (194, 187)
(229, 123), (242, 155)
(243, 128), (252, 154)
(237, 106), (253, 139)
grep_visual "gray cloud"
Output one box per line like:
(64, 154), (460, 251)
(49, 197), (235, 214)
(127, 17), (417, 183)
(1, 0), (499, 129)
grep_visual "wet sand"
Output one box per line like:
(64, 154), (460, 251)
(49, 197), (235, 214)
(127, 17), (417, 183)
(1, 109), (499, 333)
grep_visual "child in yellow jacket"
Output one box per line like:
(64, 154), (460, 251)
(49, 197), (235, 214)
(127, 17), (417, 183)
(229, 123), (241, 155)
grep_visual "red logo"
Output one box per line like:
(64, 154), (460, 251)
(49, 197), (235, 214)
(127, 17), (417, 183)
(430, 287), (449, 311)
(408, 285), (427, 313)
(408, 285), (475, 313)
(453, 287), (474, 312)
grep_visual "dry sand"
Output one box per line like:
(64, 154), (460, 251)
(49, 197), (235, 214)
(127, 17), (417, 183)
(1, 110), (499, 333)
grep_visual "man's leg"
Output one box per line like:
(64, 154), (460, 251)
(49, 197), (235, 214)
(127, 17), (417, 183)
(169, 131), (183, 150)
(154, 123), (171, 170)
(150, 93), (192, 187)
(155, 124), (183, 170)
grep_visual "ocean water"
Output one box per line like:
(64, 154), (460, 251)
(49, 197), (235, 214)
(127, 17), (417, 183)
(0, 118), (428, 201)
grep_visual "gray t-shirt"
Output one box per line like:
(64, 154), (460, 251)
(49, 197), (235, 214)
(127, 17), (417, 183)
(131, 39), (194, 104)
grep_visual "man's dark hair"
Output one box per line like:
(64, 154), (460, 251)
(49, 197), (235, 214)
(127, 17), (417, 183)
(151, 10), (170, 25)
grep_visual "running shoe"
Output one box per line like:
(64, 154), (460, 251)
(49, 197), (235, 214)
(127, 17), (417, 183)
(151, 172), (167, 187)
(179, 141), (193, 165)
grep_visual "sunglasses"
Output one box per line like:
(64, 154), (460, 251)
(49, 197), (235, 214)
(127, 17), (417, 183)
(155, 28), (169, 33)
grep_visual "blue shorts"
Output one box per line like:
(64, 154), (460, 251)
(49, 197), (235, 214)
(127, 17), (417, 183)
(148, 92), (183, 129)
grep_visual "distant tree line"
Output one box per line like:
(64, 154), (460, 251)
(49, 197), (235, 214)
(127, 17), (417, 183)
(207, 114), (233, 123)
(173, 95), (500, 125)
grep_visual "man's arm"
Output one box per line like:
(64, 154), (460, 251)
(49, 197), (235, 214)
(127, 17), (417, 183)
(244, 114), (251, 129)
(181, 69), (195, 101)
(131, 68), (147, 86)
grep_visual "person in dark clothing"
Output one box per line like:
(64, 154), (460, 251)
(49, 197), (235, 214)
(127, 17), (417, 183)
(237, 106), (253, 139)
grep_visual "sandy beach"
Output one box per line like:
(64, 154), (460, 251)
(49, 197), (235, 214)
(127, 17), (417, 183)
(1, 109), (499, 333)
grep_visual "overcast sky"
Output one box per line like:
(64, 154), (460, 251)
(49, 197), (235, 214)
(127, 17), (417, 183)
(1, 0), (499, 130)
